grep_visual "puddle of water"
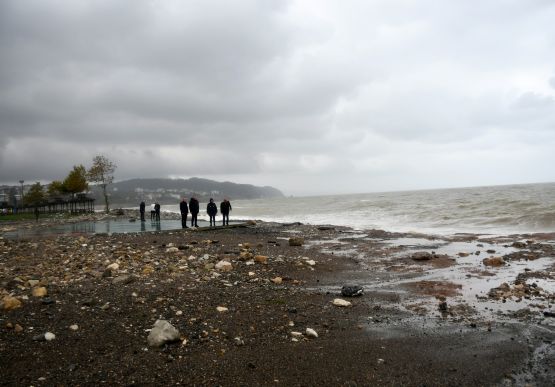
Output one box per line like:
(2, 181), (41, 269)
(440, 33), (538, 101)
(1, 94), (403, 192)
(2, 219), (242, 238)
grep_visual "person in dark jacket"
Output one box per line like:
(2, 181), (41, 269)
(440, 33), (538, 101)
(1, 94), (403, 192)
(179, 198), (188, 229)
(154, 202), (161, 221)
(189, 197), (199, 227)
(207, 198), (218, 227)
(139, 201), (146, 222)
(220, 199), (232, 226)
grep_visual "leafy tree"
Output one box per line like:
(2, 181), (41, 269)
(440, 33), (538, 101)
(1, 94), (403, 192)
(23, 182), (45, 206)
(48, 180), (65, 198)
(87, 155), (116, 213)
(63, 165), (89, 197)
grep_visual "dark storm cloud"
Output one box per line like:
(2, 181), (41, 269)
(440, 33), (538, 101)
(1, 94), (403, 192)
(1, 0), (554, 194)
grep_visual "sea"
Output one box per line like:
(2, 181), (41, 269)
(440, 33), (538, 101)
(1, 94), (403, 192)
(165, 182), (555, 235)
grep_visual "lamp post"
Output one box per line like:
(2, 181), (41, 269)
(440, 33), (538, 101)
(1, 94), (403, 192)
(19, 180), (24, 212)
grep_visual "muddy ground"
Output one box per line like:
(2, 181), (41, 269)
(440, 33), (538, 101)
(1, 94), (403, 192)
(1, 216), (554, 386)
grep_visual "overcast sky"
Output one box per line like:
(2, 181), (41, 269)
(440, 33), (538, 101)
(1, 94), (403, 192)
(1, 0), (554, 195)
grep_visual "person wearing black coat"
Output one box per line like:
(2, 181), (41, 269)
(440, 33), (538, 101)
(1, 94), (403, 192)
(220, 199), (232, 226)
(139, 201), (146, 222)
(189, 197), (199, 227)
(154, 202), (161, 221)
(207, 198), (218, 227)
(179, 198), (188, 229)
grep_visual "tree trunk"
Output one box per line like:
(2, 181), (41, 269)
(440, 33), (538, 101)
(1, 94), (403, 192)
(102, 184), (109, 213)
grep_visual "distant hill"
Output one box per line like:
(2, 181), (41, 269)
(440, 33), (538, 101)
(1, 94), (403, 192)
(89, 177), (284, 206)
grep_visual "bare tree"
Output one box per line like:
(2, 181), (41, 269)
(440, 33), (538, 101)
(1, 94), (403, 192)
(87, 155), (116, 213)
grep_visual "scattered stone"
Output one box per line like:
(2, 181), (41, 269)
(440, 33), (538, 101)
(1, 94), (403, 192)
(246, 220), (257, 225)
(305, 259), (316, 266)
(69, 324), (79, 331)
(234, 337), (245, 346)
(44, 332), (56, 341)
(2, 296), (22, 311)
(112, 275), (134, 285)
(147, 320), (180, 347)
(106, 262), (119, 271)
(512, 241), (527, 248)
(254, 255), (268, 264)
(305, 328), (318, 338)
(458, 252), (470, 257)
(483, 257), (505, 267)
(32, 286), (48, 297)
(290, 331), (303, 338)
(166, 247), (179, 253)
(332, 298), (352, 307)
(215, 260), (233, 272)
(486, 249), (496, 254)
(14, 324), (23, 333)
(28, 279), (40, 287)
(411, 252), (432, 261)
(341, 285), (364, 297)
(271, 277), (283, 284)
(289, 237), (304, 247)
(216, 306), (229, 312)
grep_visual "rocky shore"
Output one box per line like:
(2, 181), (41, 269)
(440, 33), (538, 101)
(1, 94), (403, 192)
(1, 216), (554, 386)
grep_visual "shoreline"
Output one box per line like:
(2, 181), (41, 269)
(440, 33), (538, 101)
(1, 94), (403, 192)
(1, 216), (554, 385)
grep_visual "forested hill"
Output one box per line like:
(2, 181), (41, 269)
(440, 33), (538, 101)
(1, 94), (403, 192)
(90, 177), (284, 206)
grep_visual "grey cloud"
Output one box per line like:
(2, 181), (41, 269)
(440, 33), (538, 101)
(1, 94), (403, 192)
(1, 0), (555, 194)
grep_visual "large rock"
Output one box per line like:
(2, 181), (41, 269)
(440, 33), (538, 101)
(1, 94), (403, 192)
(411, 252), (432, 261)
(147, 320), (180, 347)
(112, 275), (134, 285)
(32, 286), (48, 297)
(289, 237), (304, 247)
(332, 298), (352, 307)
(341, 285), (363, 297)
(254, 255), (268, 264)
(2, 296), (22, 311)
(215, 260), (233, 272)
(483, 256), (505, 267)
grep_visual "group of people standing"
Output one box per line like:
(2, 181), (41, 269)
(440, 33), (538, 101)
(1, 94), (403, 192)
(139, 198), (232, 228)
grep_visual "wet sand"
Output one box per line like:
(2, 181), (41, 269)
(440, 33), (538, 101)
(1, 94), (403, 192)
(1, 215), (554, 386)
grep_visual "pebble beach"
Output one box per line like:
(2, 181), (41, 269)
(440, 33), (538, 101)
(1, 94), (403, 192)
(1, 212), (554, 386)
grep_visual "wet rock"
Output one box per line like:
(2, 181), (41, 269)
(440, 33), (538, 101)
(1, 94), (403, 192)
(512, 241), (527, 248)
(332, 298), (352, 307)
(411, 252), (432, 261)
(341, 285), (364, 297)
(147, 320), (180, 347)
(458, 252), (470, 257)
(288, 237), (304, 247)
(246, 220), (257, 226)
(438, 301), (448, 312)
(543, 311), (555, 318)
(32, 286), (48, 297)
(483, 257), (505, 267)
(2, 296), (22, 311)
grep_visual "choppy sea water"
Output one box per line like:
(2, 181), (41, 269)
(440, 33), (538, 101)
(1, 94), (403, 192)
(167, 182), (555, 235)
